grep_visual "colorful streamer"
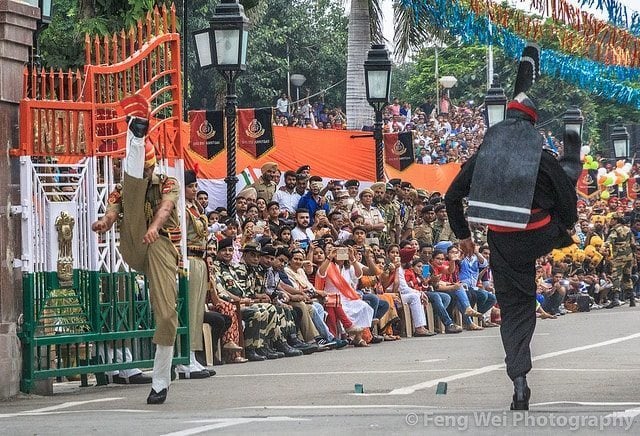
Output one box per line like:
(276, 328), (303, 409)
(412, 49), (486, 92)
(575, 0), (640, 36)
(399, 0), (640, 109)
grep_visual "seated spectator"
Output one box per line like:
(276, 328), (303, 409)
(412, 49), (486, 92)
(316, 243), (374, 347)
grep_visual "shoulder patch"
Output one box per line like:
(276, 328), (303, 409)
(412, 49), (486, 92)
(107, 188), (122, 204)
(162, 177), (177, 194)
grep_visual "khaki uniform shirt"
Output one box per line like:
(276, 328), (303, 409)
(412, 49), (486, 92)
(251, 178), (277, 202)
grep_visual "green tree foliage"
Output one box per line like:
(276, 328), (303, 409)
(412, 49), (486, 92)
(187, 0), (347, 110)
(396, 44), (640, 152)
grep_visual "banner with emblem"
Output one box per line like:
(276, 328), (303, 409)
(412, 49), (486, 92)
(576, 169), (599, 199)
(384, 131), (414, 171)
(237, 108), (275, 158)
(188, 110), (224, 160)
(627, 176), (640, 199)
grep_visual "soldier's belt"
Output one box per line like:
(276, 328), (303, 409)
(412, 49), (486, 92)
(187, 246), (207, 257)
(159, 227), (182, 242)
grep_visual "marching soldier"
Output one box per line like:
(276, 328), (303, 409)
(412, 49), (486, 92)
(92, 116), (181, 405)
(605, 215), (636, 308)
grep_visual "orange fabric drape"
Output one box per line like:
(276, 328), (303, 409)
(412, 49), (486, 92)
(184, 124), (462, 192)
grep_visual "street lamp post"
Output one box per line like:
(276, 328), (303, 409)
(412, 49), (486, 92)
(290, 74), (306, 106)
(193, 0), (249, 219)
(484, 74), (507, 127)
(562, 105), (584, 139)
(364, 44), (392, 182)
(611, 117), (630, 159)
(438, 75), (457, 99)
(33, 0), (54, 67)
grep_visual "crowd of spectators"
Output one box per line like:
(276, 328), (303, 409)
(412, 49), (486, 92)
(187, 95), (640, 367)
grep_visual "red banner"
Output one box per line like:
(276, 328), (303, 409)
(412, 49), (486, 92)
(188, 110), (224, 160)
(237, 108), (274, 158)
(384, 131), (414, 171)
(576, 169), (599, 199)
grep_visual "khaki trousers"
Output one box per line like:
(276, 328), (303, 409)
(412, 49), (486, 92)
(187, 257), (208, 351)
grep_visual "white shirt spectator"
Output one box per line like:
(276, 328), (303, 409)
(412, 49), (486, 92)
(276, 97), (289, 114)
(273, 189), (301, 214)
(291, 226), (315, 244)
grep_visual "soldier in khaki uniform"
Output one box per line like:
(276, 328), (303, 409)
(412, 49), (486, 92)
(414, 204), (436, 246)
(176, 169), (214, 379)
(251, 161), (278, 202)
(432, 203), (458, 243)
(92, 116), (180, 404)
(375, 183), (401, 246)
(605, 215), (636, 308)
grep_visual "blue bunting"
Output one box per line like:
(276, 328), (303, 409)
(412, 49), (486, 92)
(398, 0), (640, 109)
(576, 0), (640, 36)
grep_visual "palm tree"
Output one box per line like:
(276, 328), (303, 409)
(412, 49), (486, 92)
(345, 0), (434, 130)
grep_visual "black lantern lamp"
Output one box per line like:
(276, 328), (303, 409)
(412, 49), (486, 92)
(484, 74), (507, 127)
(364, 44), (392, 182)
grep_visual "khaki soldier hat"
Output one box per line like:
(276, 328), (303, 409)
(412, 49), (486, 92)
(261, 161), (278, 173)
(370, 182), (386, 192)
(416, 189), (428, 199)
(358, 188), (374, 199)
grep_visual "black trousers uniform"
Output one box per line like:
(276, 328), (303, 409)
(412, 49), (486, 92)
(446, 150), (577, 380)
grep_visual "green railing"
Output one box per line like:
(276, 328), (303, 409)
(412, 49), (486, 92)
(19, 270), (189, 392)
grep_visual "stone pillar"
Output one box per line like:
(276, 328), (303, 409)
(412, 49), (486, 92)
(0, 0), (39, 400)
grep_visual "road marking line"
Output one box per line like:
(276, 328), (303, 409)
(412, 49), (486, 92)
(0, 398), (124, 419)
(532, 401), (640, 407)
(161, 417), (307, 436)
(533, 368), (640, 372)
(417, 359), (446, 363)
(232, 405), (438, 410)
(386, 331), (640, 395)
(428, 333), (550, 340)
(214, 369), (474, 378)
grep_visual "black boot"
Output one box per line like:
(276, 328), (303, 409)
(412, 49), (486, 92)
(288, 335), (317, 354)
(510, 376), (530, 411)
(274, 340), (303, 357)
(127, 116), (149, 138)
(147, 388), (168, 405)
(629, 292), (636, 307)
(245, 347), (267, 362)
(256, 347), (281, 360)
(263, 344), (285, 359)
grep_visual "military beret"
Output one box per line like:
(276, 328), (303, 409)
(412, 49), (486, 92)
(296, 165), (311, 174)
(344, 179), (360, 188)
(400, 181), (413, 189)
(218, 237), (234, 250)
(416, 189), (428, 198)
(385, 182), (395, 191)
(388, 178), (402, 186)
(266, 201), (280, 210)
(184, 169), (197, 187)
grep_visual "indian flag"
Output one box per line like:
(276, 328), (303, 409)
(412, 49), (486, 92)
(239, 166), (259, 189)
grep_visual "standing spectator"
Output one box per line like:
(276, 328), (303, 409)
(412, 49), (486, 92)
(251, 162), (279, 202)
(273, 170), (302, 217)
(297, 176), (330, 225)
(276, 92), (291, 118)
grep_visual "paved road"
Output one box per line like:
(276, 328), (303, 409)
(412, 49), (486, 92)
(2, 307), (640, 435)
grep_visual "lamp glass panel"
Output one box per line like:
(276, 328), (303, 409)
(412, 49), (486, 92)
(486, 104), (505, 127)
(613, 139), (628, 158)
(564, 123), (582, 137)
(367, 70), (389, 100)
(42, 0), (51, 17)
(215, 29), (241, 66)
(194, 32), (212, 68)
(241, 30), (248, 66)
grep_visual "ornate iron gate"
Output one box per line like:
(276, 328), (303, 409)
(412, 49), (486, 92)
(16, 5), (190, 393)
